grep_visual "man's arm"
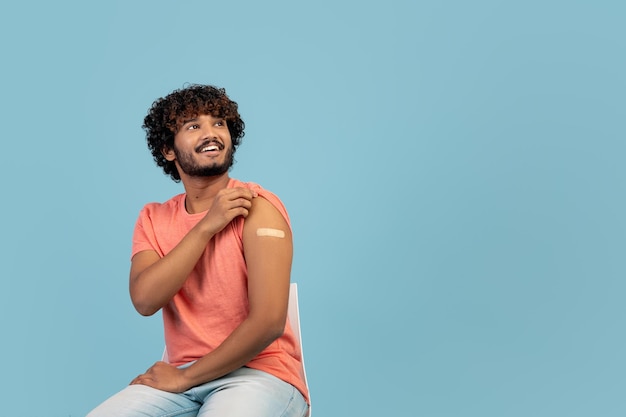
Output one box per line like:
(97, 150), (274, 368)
(129, 187), (257, 316)
(130, 195), (292, 392)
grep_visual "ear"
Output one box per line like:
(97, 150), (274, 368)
(162, 146), (176, 161)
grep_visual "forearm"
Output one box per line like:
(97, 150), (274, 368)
(129, 314), (284, 393)
(130, 223), (215, 316)
(180, 315), (284, 388)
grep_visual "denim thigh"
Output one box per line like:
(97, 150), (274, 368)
(86, 384), (200, 417)
(87, 367), (308, 417)
(192, 367), (308, 417)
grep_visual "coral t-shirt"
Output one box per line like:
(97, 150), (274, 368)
(131, 178), (308, 402)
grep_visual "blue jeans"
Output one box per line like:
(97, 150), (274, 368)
(87, 367), (308, 417)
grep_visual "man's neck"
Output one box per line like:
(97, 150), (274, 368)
(181, 173), (231, 214)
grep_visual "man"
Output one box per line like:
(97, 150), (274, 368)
(87, 85), (309, 417)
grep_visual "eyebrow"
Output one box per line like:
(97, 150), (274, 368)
(181, 117), (198, 125)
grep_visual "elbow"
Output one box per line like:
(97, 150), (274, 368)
(261, 327), (285, 348)
(135, 305), (159, 317)
(135, 304), (160, 317)
(131, 294), (161, 317)
(130, 281), (163, 316)
(266, 318), (287, 342)
(271, 324), (285, 341)
(250, 313), (286, 345)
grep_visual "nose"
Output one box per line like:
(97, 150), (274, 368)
(199, 124), (220, 142)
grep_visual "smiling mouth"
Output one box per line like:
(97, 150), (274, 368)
(197, 141), (224, 153)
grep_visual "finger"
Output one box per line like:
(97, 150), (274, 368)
(224, 206), (250, 219)
(235, 198), (254, 208)
(131, 375), (154, 386)
(223, 187), (258, 200)
(220, 199), (253, 216)
(130, 367), (155, 385)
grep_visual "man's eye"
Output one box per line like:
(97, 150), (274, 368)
(215, 120), (225, 126)
(188, 124), (200, 130)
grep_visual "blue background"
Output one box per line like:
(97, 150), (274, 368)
(1, 1), (625, 416)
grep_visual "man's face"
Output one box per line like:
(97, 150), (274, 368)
(166, 114), (234, 178)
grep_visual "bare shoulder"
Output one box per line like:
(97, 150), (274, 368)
(244, 196), (290, 229)
(243, 196), (292, 246)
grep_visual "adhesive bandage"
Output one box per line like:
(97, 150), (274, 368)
(256, 228), (286, 238)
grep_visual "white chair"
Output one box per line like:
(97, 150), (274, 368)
(161, 283), (311, 415)
(288, 283), (312, 416)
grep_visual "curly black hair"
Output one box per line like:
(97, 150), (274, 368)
(142, 84), (245, 182)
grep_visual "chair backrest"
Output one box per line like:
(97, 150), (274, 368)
(161, 283), (311, 415)
(288, 283), (311, 416)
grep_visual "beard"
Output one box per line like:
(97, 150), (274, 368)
(173, 143), (235, 178)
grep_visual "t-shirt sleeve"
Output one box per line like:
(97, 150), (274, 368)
(131, 205), (160, 260)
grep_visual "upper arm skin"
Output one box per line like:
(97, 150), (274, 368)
(130, 250), (161, 283)
(243, 196), (293, 335)
(129, 249), (161, 313)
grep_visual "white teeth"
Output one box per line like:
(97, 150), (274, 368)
(201, 145), (219, 152)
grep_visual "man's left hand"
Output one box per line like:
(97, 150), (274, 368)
(130, 361), (190, 393)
